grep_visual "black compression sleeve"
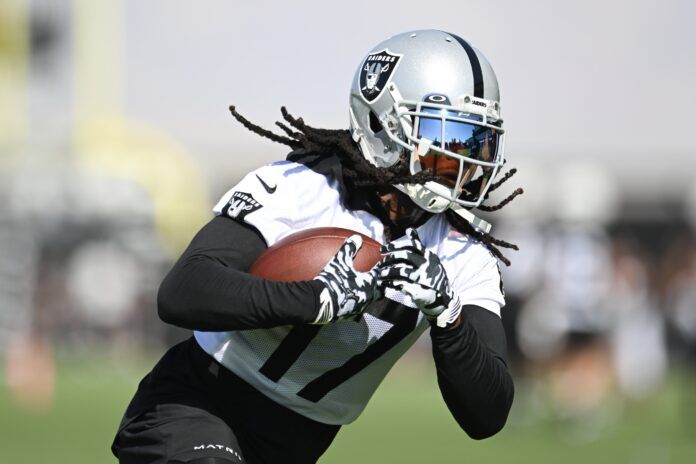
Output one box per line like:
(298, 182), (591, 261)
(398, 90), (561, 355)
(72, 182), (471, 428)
(157, 216), (323, 331)
(430, 305), (514, 439)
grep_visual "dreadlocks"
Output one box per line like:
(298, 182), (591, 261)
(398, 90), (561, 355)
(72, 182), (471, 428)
(228, 106), (522, 265)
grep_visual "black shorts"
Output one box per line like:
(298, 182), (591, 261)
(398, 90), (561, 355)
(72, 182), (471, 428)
(112, 338), (341, 464)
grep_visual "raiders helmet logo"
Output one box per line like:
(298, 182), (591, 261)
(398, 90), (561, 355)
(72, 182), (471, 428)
(359, 49), (402, 103)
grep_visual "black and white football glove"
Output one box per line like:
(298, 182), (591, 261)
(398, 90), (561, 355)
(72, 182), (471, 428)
(376, 228), (461, 328)
(312, 235), (380, 324)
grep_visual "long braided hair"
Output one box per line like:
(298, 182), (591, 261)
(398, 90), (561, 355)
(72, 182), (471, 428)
(228, 106), (523, 265)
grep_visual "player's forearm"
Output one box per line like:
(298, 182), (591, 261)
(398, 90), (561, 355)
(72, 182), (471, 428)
(430, 305), (514, 440)
(157, 216), (321, 330)
(158, 258), (322, 330)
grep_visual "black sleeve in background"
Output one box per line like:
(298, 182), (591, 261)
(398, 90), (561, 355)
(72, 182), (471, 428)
(430, 305), (514, 440)
(157, 216), (324, 331)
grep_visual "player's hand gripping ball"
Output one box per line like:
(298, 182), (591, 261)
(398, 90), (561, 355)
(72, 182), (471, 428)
(377, 228), (461, 328)
(248, 227), (383, 324)
(313, 235), (381, 324)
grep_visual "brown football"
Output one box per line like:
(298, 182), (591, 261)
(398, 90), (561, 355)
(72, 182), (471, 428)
(249, 227), (383, 282)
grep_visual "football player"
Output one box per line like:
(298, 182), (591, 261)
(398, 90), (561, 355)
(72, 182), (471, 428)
(112, 30), (520, 464)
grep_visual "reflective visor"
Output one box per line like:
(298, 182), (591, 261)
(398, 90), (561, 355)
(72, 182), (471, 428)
(416, 107), (499, 189)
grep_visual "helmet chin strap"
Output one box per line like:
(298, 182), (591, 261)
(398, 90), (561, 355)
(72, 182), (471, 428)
(449, 203), (492, 234)
(393, 184), (493, 234)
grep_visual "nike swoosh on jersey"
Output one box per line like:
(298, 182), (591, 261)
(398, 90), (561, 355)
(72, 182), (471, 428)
(255, 174), (277, 194)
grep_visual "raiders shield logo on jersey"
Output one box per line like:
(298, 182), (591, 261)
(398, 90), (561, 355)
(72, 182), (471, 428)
(359, 49), (402, 103)
(222, 191), (262, 220)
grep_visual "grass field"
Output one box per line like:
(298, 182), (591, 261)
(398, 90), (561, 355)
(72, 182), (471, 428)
(1, 350), (694, 463)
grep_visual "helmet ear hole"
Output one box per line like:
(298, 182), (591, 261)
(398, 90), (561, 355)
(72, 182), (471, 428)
(368, 111), (383, 134)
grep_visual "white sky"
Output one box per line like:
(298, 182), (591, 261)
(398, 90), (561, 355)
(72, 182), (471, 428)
(109, 0), (695, 198)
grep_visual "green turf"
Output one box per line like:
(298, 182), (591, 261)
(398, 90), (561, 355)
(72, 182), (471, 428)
(1, 353), (694, 463)
(325, 366), (696, 464)
(0, 353), (151, 464)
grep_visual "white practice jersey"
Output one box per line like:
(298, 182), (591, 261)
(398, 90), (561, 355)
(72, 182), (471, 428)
(195, 160), (504, 425)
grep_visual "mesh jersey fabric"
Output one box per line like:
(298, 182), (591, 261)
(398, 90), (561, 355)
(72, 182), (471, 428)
(195, 160), (504, 424)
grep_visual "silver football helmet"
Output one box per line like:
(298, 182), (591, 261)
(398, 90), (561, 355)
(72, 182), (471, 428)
(349, 30), (505, 232)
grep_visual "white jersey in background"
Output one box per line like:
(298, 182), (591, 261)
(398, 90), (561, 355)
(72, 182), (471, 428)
(195, 160), (504, 425)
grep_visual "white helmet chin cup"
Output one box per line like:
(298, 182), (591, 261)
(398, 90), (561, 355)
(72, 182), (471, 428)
(348, 30), (506, 217)
(394, 183), (452, 213)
